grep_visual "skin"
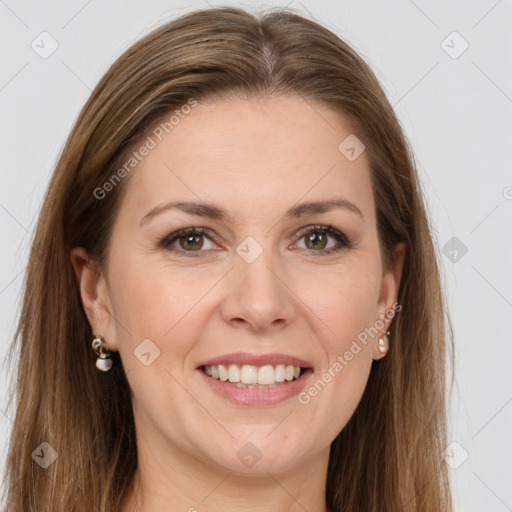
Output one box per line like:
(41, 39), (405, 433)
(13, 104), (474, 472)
(71, 94), (405, 512)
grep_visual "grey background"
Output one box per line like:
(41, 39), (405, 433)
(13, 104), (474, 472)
(1, 0), (511, 510)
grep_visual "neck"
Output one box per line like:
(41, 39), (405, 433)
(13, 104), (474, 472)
(120, 434), (330, 512)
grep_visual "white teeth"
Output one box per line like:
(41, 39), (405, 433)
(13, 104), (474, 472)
(218, 364), (229, 381)
(203, 363), (304, 385)
(240, 365), (258, 384)
(257, 365), (275, 385)
(274, 364), (285, 382)
(228, 364), (241, 382)
(285, 365), (295, 381)
(235, 382), (278, 389)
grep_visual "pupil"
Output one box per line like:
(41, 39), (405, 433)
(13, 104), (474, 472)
(181, 234), (202, 250)
(307, 232), (326, 250)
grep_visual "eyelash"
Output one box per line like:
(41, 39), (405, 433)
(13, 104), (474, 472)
(159, 224), (351, 257)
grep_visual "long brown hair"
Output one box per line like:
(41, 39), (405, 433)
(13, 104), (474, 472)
(2, 6), (454, 511)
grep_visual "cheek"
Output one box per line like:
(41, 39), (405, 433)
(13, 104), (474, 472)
(106, 261), (208, 424)
(297, 270), (379, 441)
(296, 256), (381, 347)
(293, 256), (380, 419)
(107, 255), (221, 361)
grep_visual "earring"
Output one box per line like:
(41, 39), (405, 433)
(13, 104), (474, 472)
(92, 335), (113, 372)
(378, 329), (390, 355)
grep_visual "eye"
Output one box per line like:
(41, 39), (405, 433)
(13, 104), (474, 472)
(159, 224), (351, 257)
(293, 224), (351, 255)
(159, 227), (217, 256)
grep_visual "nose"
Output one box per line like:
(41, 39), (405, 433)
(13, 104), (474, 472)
(220, 244), (295, 333)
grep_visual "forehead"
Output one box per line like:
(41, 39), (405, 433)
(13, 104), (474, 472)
(121, 94), (374, 223)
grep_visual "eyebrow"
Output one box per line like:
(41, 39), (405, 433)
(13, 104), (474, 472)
(139, 198), (363, 227)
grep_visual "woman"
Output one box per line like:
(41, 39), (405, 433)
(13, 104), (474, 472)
(2, 6), (454, 511)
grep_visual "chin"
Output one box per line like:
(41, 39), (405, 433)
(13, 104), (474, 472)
(203, 436), (307, 475)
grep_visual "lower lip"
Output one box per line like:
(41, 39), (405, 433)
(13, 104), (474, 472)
(198, 368), (313, 406)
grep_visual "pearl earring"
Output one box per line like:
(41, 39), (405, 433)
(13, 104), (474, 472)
(92, 334), (113, 372)
(378, 329), (390, 355)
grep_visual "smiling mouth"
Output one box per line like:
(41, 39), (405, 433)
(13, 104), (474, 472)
(200, 363), (309, 388)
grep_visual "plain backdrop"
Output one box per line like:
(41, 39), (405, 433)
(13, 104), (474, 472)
(1, 1), (511, 510)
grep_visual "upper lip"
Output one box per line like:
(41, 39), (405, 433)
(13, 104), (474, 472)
(197, 352), (313, 369)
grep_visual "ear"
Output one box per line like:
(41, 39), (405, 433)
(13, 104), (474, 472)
(70, 247), (119, 352)
(373, 241), (406, 359)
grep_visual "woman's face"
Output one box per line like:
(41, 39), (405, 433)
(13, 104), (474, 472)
(73, 94), (404, 476)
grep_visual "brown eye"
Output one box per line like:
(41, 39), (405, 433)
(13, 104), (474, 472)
(304, 231), (328, 250)
(160, 227), (216, 256)
(178, 233), (204, 251)
(295, 225), (351, 254)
